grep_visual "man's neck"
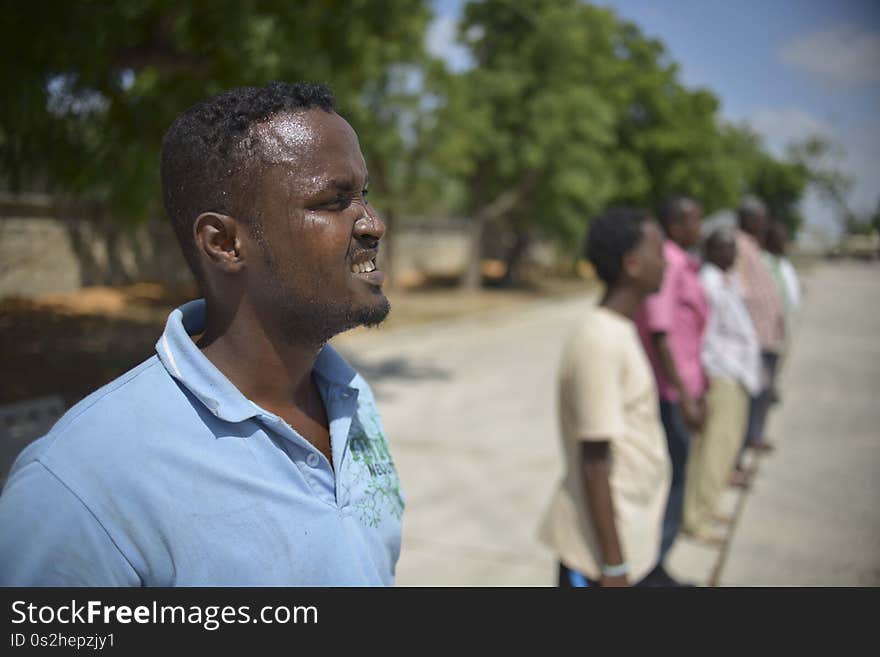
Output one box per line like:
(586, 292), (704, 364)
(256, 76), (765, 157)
(601, 284), (646, 320)
(197, 298), (322, 411)
(741, 229), (759, 244)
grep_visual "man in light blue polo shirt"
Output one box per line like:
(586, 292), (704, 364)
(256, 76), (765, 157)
(0, 82), (404, 586)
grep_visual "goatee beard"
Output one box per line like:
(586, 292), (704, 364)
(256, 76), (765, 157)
(278, 295), (391, 346)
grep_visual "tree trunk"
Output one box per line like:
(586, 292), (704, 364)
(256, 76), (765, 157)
(461, 214), (485, 291)
(382, 207), (396, 289)
(500, 227), (530, 288)
(458, 170), (539, 291)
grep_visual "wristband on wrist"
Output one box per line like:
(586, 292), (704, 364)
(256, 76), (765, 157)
(601, 562), (629, 577)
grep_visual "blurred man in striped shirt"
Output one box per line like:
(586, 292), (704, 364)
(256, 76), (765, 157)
(732, 198), (785, 483)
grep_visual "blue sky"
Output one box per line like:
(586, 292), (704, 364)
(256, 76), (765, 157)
(427, 0), (880, 238)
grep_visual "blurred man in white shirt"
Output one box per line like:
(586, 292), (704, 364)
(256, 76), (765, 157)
(684, 227), (762, 542)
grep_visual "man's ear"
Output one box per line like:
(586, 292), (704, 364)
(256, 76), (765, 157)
(193, 212), (246, 274)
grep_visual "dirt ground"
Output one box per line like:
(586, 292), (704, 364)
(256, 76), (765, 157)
(0, 273), (594, 407)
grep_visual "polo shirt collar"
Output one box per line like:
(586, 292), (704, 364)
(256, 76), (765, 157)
(665, 238), (701, 273)
(155, 299), (359, 424)
(313, 338), (360, 389)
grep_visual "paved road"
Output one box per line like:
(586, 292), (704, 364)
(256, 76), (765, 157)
(334, 261), (880, 586)
(720, 261), (880, 585)
(335, 295), (589, 585)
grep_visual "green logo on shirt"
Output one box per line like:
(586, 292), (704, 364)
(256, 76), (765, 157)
(348, 414), (404, 528)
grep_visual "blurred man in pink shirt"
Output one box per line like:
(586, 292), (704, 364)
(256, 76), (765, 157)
(635, 196), (709, 585)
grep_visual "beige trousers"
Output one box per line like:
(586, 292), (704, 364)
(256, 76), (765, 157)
(683, 376), (749, 534)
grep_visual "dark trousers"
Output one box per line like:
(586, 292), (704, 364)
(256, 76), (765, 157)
(559, 561), (643, 589)
(558, 562), (599, 587)
(659, 400), (691, 561)
(745, 351), (780, 445)
(557, 562), (654, 588)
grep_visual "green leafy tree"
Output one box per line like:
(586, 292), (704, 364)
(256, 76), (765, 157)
(788, 135), (854, 235)
(430, 0), (622, 288)
(429, 0), (765, 287)
(3, 0), (829, 288)
(1, 0), (431, 267)
(699, 124), (807, 234)
(606, 23), (741, 215)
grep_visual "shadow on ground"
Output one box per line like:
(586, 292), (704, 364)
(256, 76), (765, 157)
(342, 355), (452, 385)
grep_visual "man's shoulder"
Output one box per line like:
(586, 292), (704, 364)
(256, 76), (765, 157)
(663, 239), (686, 261)
(762, 251), (779, 267)
(566, 307), (632, 354)
(735, 230), (760, 256)
(700, 264), (723, 287)
(12, 355), (180, 472)
(662, 239), (692, 272)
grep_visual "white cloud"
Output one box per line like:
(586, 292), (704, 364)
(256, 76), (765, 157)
(839, 118), (880, 213)
(425, 14), (473, 72)
(747, 108), (834, 157)
(782, 24), (880, 87)
(748, 108), (879, 239)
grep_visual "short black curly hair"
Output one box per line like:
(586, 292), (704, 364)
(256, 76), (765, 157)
(657, 195), (694, 232)
(584, 207), (652, 286)
(160, 81), (337, 281)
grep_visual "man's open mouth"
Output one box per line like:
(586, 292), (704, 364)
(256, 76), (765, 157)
(349, 259), (377, 274)
(348, 252), (384, 286)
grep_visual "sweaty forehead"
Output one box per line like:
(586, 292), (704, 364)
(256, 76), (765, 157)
(247, 110), (366, 197)
(249, 110), (361, 166)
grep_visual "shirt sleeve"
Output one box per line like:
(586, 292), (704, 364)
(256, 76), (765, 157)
(700, 272), (763, 396)
(734, 237), (756, 302)
(702, 312), (753, 392)
(781, 259), (801, 309)
(699, 272), (727, 377)
(640, 259), (679, 334)
(565, 329), (626, 443)
(0, 461), (140, 586)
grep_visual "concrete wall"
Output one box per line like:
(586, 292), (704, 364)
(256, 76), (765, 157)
(387, 220), (471, 278)
(0, 197), (476, 298)
(0, 200), (194, 298)
(0, 217), (85, 296)
(0, 196), (564, 298)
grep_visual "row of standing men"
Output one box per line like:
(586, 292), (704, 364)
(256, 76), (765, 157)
(539, 197), (800, 587)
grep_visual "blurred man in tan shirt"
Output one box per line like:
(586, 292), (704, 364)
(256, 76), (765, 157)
(539, 207), (674, 587)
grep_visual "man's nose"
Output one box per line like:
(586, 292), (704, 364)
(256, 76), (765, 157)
(354, 206), (386, 241)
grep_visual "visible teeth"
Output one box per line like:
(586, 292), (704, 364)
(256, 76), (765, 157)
(350, 260), (376, 274)
(365, 260), (375, 272)
(350, 264), (359, 273)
